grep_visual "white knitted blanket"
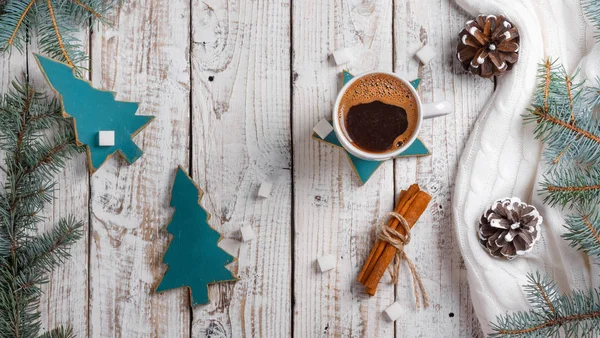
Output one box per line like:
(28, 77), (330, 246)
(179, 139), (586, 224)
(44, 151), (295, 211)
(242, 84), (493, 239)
(452, 0), (600, 334)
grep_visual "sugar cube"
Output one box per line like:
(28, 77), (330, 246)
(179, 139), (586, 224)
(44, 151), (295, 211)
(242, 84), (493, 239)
(415, 45), (436, 64)
(98, 130), (115, 146)
(257, 182), (273, 198)
(240, 225), (256, 242)
(331, 48), (353, 65)
(383, 302), (403, 321)
(317, 254), (336, 272)
(313, 119), (333, 139)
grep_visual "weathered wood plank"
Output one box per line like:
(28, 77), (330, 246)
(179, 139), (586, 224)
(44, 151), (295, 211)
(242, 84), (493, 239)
(190, 0), (292, 336)
(292, 1), (396, 336)
(27, 30), (91, 337)
(88, 1), (191, 337)
(393, 1), (489, 337)
(0, 52), (26, 90)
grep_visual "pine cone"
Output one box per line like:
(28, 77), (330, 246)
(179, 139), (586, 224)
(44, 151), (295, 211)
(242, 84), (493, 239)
(478, 197), (542, 259)
(457, 15), (520, 78)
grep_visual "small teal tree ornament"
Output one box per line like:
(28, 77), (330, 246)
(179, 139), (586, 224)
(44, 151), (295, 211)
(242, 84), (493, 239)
(156, 167), (237, 305)
(34, 54), (154, 173)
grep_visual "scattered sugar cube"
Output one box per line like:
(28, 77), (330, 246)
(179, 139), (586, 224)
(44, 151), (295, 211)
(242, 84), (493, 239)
(240, 225), (256, 242)
(313, 119), (333, 139)
(218, 238), (241, 257)
(257, 182), (273, 198)
(317, 254), (336, 272)
(98, 130), (115, 146)
(415, 45), (436, 64)
(384, 302), (403, 321)
(331, 48), (353, 65)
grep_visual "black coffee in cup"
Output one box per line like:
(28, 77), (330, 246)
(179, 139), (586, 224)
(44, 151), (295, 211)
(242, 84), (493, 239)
(337, 73), (419, 154)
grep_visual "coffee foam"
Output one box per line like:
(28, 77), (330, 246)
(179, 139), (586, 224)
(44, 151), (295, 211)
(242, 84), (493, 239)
(338, 73), (419, 153)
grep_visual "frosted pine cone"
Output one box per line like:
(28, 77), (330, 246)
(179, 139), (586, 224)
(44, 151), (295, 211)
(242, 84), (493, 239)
(478, 197), (542, 259)
(457, 15), (520, 78)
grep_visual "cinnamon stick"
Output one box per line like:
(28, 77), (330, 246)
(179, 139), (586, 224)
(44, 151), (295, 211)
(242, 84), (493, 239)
(363, 190), (422, 295)
(363, 191), (431, 295)
(363, 190), (424, 295)
(359, 190), (403, 283)
(358, 184), (420, 284)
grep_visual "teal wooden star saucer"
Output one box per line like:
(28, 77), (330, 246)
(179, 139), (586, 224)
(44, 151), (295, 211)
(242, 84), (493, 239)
(312, 70), (431, 185)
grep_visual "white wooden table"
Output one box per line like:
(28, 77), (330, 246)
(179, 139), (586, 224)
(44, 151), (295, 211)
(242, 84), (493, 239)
(0, 0), (493, 336)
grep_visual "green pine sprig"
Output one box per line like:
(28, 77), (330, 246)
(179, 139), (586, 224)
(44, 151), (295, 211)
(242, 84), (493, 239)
(38, 326), (75, 338)
(525, 61), (600, 169)
(562, 206), (600, 259)
(490, 272), (600, 337)
(584, 0), (600, 41)
(541, 166), (600, 208)
(523, 60), (600, 263)
(0, 0), (35, 53)
(493, 54), (600, 335)
(0, 80), (84, 338)
(0, 0), (118, 71)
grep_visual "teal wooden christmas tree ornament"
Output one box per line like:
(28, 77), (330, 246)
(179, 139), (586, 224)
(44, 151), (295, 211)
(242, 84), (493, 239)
(34, 54), (154, 173)
(156, 167), (237, 305)
(313, 71), (430, 185)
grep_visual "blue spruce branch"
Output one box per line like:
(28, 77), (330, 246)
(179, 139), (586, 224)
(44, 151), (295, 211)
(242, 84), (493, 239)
(542, 166), (600, 208)
(0, 0), (119, 70)
(0, 80), (84, 338)
(38, 326), (75, 338)
(584, 0), (600, 41)
(563, 207), (600, 259)
(525, 62), (600, 168)
(496, 58), (600, 336)
(490, 272), (600, 337)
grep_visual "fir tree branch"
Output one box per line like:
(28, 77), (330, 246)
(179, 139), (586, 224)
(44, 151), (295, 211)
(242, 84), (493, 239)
(533, 110), (600, 146)
(0, 0), (119, 67)
(25, 137), (79, 177)
(563, 208), (600, 259)
(543, 59), (552, 112)
(587, 77), (600, 108)
(14, 184), (53, 206)
(39, 326), (75, 338)
(495, 312), (600, 336)
(542, 166), (600, 208)
(526, 64), (600, 168)
(0, 0), (36, 52)
(584, 0), (600, 41)
(565, 75), (575, 124)
(547, 184), (600, 192)
(514, 59), (600, 336)
(552, 141), (572, 165)
(45, 0), (72, 66)
(0, 80), (82, 338)
(20, 216), (82, 275)
(6, 0), (35, 48)
(72, 0), (101, 19)
(490, 273), (600, 337)
(535, 281), (556, 316)
(15, 86), (35, 165)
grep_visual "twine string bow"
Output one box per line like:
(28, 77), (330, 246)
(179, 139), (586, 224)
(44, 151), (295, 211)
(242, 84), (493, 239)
(377, 211), (430, 309)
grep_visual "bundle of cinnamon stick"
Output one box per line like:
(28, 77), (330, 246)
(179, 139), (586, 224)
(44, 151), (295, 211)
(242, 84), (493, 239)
(357, 184), (431, 296)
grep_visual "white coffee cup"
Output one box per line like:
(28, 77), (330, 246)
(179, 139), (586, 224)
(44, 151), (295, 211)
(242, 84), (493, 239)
(333, 71), (452, 161)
